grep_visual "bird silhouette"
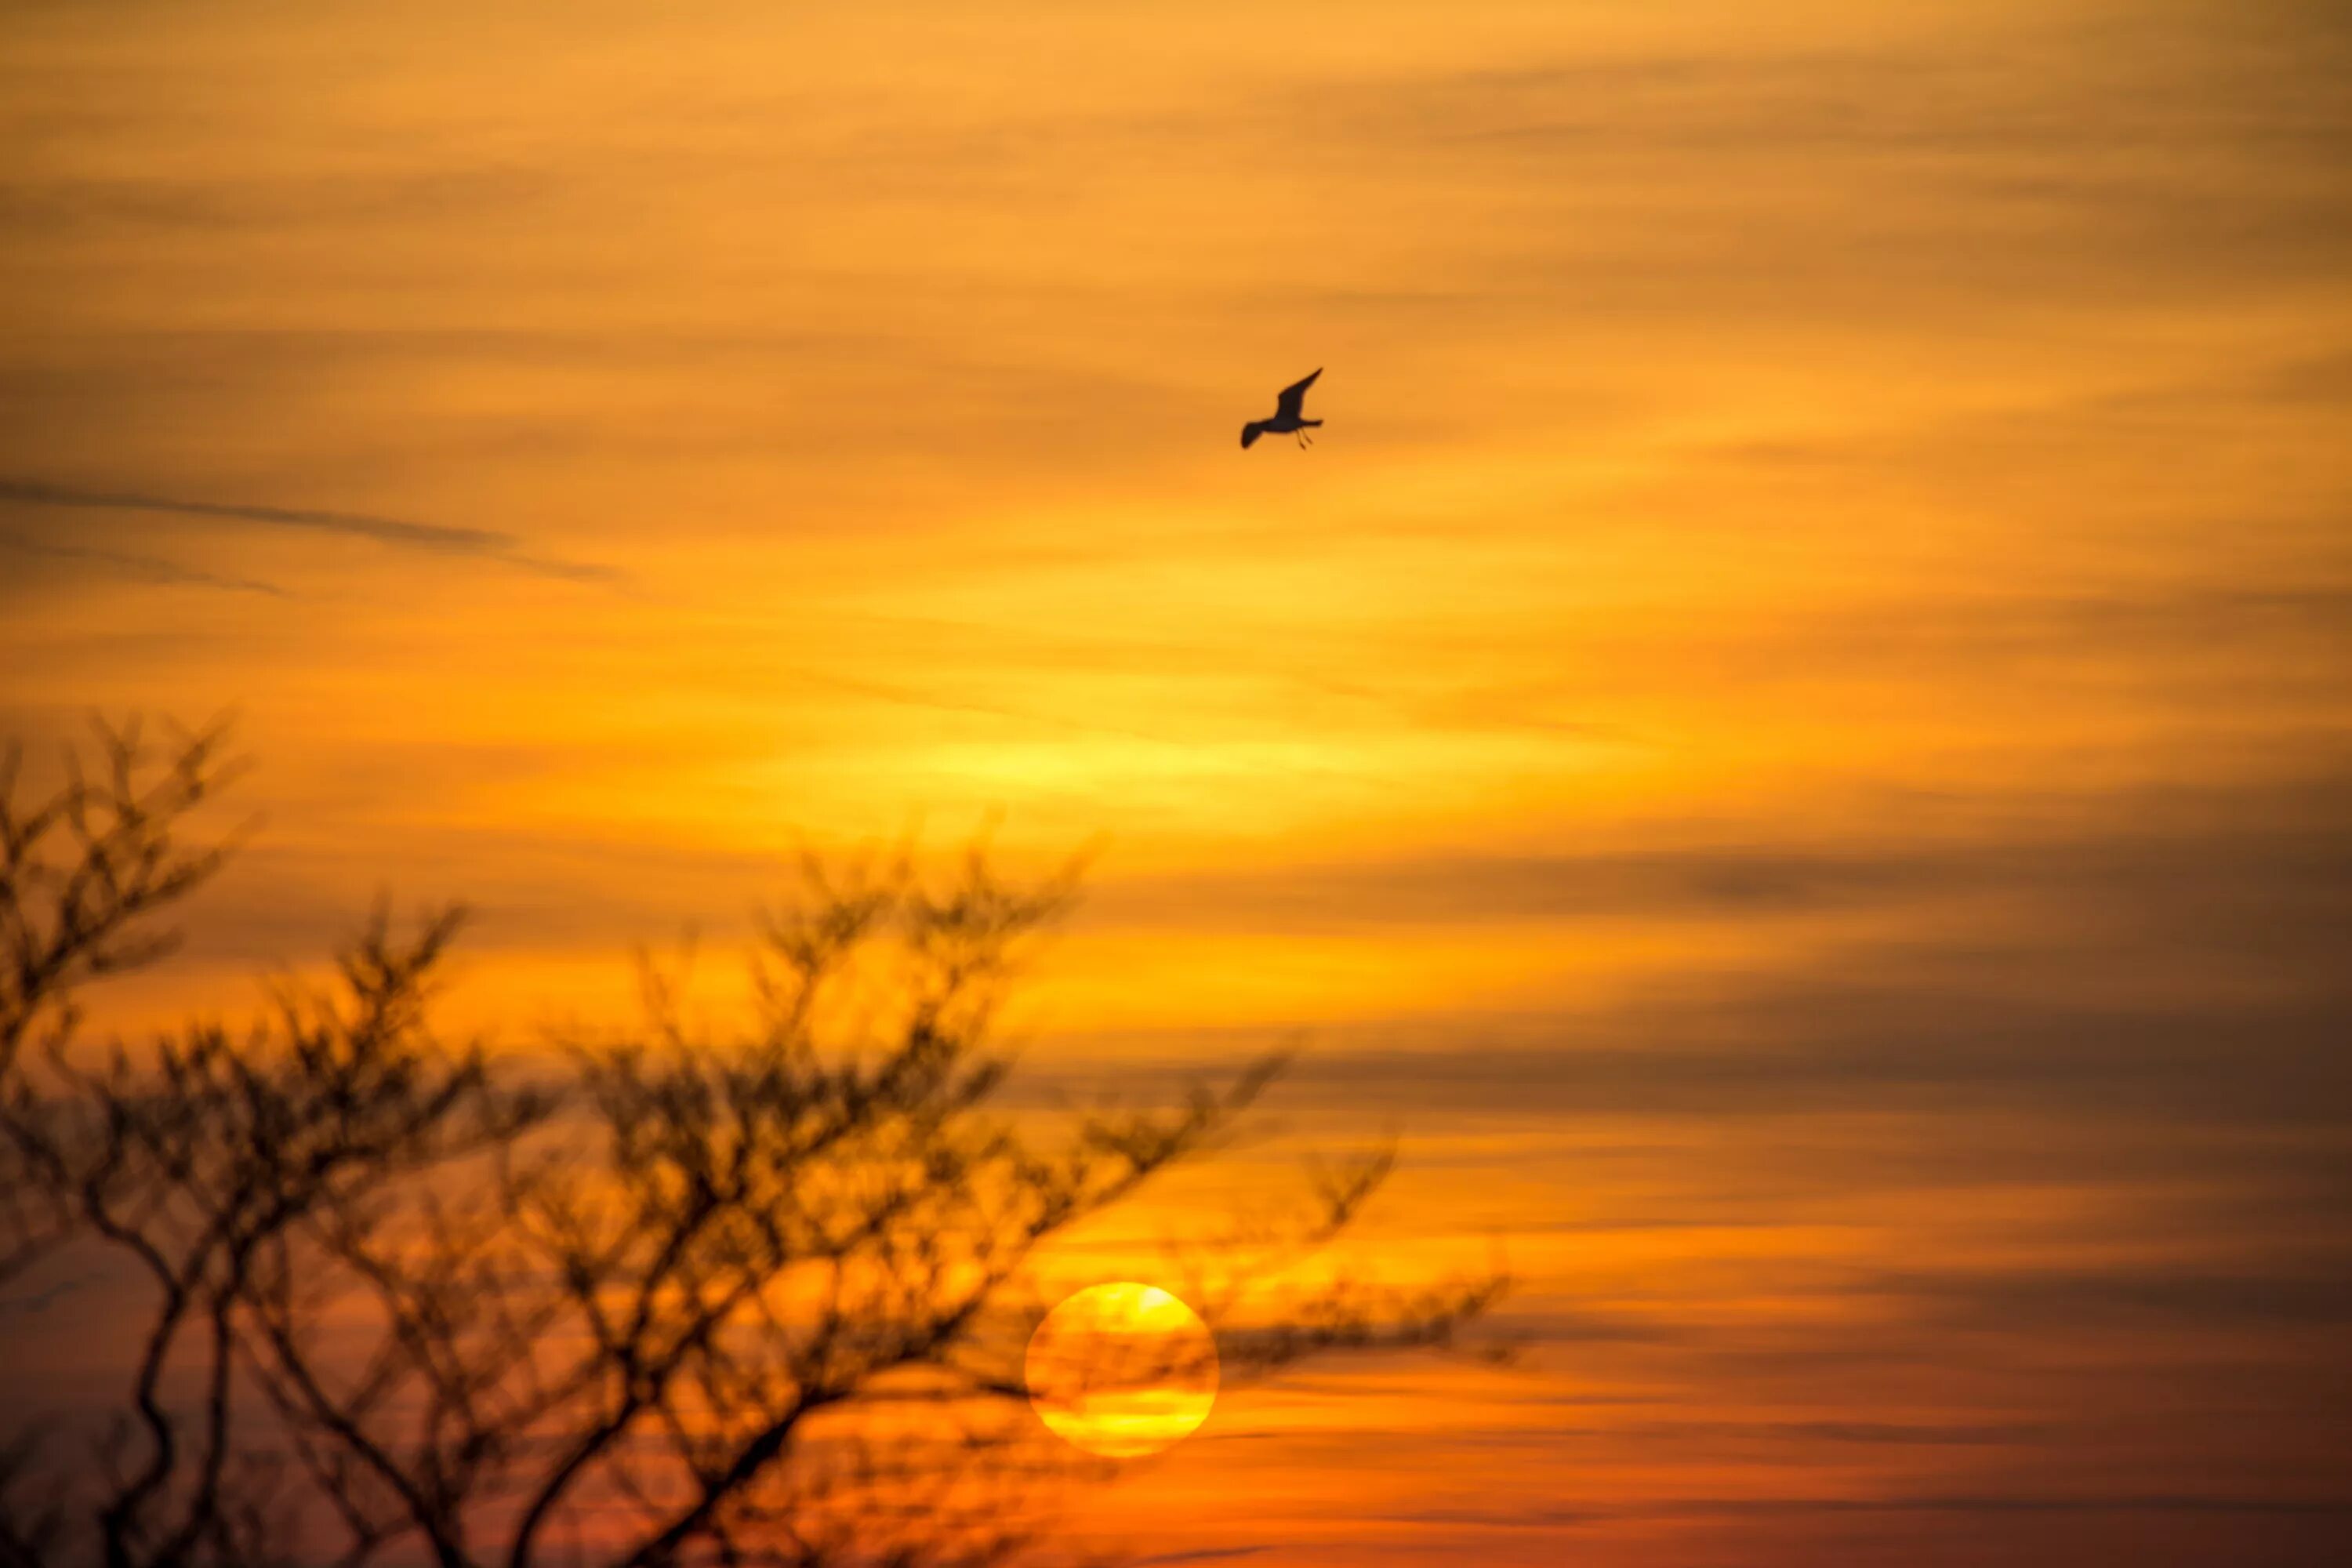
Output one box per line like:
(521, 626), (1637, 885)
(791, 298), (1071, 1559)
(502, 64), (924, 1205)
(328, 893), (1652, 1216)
(1241, 368), (1323, 449)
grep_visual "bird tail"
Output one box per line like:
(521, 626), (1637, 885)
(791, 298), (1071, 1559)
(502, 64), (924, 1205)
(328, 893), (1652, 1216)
(1240, 422), (1265, 449)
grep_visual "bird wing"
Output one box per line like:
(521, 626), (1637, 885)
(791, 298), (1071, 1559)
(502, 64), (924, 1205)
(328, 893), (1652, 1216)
(1273, 368), (1322, 421)
(1240, 421), (1265, 448)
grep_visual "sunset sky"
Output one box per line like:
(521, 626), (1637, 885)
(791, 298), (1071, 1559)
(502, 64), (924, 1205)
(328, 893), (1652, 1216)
(3, 0), (2350, 1562)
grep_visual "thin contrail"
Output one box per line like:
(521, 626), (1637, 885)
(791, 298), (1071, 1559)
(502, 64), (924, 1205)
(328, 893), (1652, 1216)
(0, 477), (621, 584)
(2, 532), (290, 597)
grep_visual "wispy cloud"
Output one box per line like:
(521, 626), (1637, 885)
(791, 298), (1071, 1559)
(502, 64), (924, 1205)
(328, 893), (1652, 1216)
(1, 530), (288, 597)
(1382, 1494), (2352, 1527)
(0, 477), (620, 584)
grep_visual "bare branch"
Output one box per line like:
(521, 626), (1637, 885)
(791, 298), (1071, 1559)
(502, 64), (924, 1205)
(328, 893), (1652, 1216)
(1, 736), (1494, 1568)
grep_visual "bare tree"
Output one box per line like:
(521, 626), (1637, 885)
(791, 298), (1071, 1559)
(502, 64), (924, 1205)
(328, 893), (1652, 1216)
(2, 716), (244, 1296)
(2, 724), (543, 1567)
(0, 724), (1497, 1568)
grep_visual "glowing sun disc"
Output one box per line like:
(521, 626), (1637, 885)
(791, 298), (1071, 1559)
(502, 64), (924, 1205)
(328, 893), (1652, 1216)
(1025, 1283), (1218, 1457)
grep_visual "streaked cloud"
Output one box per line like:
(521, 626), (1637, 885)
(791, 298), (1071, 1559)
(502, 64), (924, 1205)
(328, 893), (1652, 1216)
(2, 528), (287, 597)
(0, 477), (619, 583)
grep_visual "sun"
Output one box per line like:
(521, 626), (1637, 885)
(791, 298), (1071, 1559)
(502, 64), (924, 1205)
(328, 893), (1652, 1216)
(1025, 1283), (1219, 1458)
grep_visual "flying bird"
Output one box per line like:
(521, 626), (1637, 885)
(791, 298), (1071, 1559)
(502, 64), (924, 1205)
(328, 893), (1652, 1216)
(1241, 368), (1323, 449)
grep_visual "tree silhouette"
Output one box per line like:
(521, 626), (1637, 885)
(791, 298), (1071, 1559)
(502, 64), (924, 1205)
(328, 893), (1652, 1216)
(0, 724), (1497, 1568)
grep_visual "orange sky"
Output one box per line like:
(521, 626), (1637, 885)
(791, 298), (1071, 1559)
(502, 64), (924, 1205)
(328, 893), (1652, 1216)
(4, 1), (2350, 1562)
